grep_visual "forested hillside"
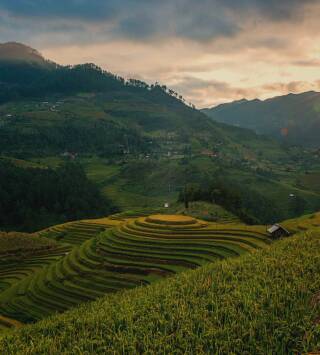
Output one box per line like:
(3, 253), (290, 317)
(0, 160), (115, 231)
(0, 43), (320, 225)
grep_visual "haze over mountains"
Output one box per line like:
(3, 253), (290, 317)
(203, 91), (320, 148)
(0, 42), (49, 65)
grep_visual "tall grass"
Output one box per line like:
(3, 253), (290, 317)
(1, 230), (319, 354)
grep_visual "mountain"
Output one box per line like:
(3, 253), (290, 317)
(1, 37), (320, 355)
(202, 91), (320, 148)
(0, 43), (319, 224)
(0, 42), (50, 66)
(0, 44), (281, 159)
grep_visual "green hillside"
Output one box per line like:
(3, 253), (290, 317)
(0, 44), (320, 225)
(25, 152), (320, 225)
(203, 91), (320, 148)
(0, 214), (319, 353)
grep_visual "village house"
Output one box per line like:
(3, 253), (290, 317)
(267, 224), (290, 239)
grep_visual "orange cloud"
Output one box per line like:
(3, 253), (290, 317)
(3, 1), (320, 107)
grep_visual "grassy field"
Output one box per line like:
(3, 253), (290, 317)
(0, 227), (319, 353)
(0, 214), (270, 326)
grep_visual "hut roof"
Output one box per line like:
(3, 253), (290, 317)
(267, 224), (290, 235)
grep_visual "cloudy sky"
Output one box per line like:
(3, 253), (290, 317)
(1, 0), (320, 108)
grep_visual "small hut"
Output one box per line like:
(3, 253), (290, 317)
(267, 224), (290, 239)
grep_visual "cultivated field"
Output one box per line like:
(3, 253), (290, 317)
(0, 214), (270, 326)
(1, 228), (319, 353)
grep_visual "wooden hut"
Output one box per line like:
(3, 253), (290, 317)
(267, 224), (290, 239)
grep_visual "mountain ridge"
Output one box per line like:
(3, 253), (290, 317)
(202, 91), (320, 147)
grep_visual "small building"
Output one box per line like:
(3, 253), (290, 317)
(267, 224), (290, 239)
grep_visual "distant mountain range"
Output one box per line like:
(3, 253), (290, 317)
(202, 91), (320, 148)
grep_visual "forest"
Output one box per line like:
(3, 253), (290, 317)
(179, 180), (309, 224)
(0, 161), (116, 232)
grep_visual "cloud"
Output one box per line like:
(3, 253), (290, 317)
(168, 76), (258, 107)
(292, 59), (320, 67)
(169, 76), (320, 108)
(0, 1), (316, 44)
(1, 1), (320, 107)
(262, 81), (320, 94)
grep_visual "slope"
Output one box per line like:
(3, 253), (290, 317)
(0, 43), (319, 223)
(0, 223), (319, 353)
(0, 214), (270, 324)
(0, 42), (312, 160)
(203, 91), (320, 148)
(0, 231), (70, 293)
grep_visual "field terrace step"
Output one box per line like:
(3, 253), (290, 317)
(101, 232), (242, 260)
(107, 230), (254, 254)
(0, 214), (271, 326)
(0, 246), (71, 292)
(118, 224), (269, 248)
(98, 232), (231, 262)
(39, 218), (120, 245)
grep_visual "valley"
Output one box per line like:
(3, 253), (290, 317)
(0, 40), (319, 354)
(0, 51), (319, 226)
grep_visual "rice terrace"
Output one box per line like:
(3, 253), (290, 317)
(0, 212), (320, 353)
(0, 213), (271, 324)
(1, 1), (320, 352)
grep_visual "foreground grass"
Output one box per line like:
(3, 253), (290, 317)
(1, 230), (320, 354)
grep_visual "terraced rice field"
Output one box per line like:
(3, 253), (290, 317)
(39, 219), (121, 245)
(0, 214), (271, 325)
(0, 245), (71, 293)
(282, 212), (320, 233)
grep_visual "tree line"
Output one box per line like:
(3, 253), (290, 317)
(0, 161), (117, 232)
(178, 180), (308, 224)
(0, 61), (189, 105)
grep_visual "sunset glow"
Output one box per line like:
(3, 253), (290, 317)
(1, 1), (320, 107)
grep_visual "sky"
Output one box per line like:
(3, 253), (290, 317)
(1, 0), (320, 108)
